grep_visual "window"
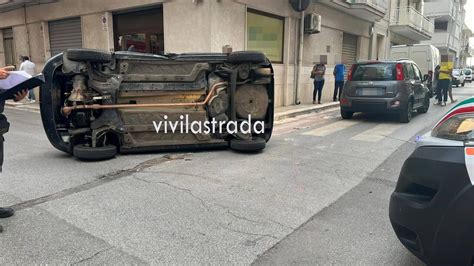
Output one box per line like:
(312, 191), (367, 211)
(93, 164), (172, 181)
(434, 20), (448, 31)
(247, 9), (284, 63)
(404, 63), (415, 80)
(351, 63), (396, 81)
(412, 64), (422, 81)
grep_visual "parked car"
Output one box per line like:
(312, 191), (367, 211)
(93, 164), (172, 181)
(452, 68), (466, 87)
(464, 68), (472, 83)
(40, 49), (274, 160)
(390, 97), (474, 265)
(340, 59), (430, 123)
(390, 44), (440, 97)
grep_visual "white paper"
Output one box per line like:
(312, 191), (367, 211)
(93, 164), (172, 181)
(0, 71), (32, 90)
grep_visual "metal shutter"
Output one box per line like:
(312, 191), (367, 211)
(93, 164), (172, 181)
(2, 28), (15, 66)
(49, 17), (82, 56)
(342, 33), (358, 78)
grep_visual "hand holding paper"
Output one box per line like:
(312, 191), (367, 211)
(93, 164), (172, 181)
(0, 71), (32, 90)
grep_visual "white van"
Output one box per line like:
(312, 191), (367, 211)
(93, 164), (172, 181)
(390, 44), (441, 95)
(464, 68), (472, 83)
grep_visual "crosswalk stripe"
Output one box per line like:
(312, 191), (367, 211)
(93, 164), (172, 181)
(350, 123), (403, 142)
(303, 120), (360, 137)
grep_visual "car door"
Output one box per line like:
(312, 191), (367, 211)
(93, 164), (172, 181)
(403, 63), (416, 103)
(411, 64), (425, 106)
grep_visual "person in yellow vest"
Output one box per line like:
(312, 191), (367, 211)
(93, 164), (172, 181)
(437, 64), (452, 106)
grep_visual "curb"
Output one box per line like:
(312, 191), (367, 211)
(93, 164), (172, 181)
(274, 102), (340, 121)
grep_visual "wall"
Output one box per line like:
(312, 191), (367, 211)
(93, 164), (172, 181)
(0, 0), (383, 107)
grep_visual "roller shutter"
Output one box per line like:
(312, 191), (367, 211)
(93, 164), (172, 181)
(342, 33), (358, 78)
(49, 17), (82, 56)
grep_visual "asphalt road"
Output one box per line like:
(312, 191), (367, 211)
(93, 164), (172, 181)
(0, 84), (473, 264)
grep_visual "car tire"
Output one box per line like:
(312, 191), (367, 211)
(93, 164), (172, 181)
(341, 110), (354, 119)
(228, 51), (267, 64)
(462, 82), (465, 87)
(400, 101), (413, 123)
(66, 49), (112, 63)
(417, 95), (430, 114)
(230, 137), (266, 153)
(73, 144), (117, 161)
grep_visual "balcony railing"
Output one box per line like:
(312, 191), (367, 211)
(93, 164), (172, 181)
(391, 6), (434, 37)
(424, 0), (455, 18)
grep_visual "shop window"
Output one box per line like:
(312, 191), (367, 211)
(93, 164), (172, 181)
(247, 9), (284, 63)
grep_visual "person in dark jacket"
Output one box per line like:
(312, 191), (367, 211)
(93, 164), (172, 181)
(0, 66), (28, 219)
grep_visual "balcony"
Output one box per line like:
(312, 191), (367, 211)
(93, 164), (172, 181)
(390, 7), (434, 42)
(461, 46), (472, 57)
(314, 0), (387, 22)
(423, 0), (455, 19)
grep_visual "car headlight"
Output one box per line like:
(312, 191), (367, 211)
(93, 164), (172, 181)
(432, 113), (474, 141)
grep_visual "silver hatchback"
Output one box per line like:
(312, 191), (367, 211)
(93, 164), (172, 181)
(340, 60), (430, 123)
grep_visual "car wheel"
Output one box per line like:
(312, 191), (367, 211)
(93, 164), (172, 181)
(73, 144), (117, 161)
(66, 49), (112, 63)
(230, 137), (266, 153)
(400, 101), (413, 123)
(462, 82), (465, 87)
(228, 51), (267, 64)
(456, 84), (459, 87)
(341, 110), (354, 119)
(417, 95), (430, 114)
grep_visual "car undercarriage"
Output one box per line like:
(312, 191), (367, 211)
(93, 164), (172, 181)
(40, 49), (274, 160)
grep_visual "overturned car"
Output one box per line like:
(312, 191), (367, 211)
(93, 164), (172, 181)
(40, 49), (274, 160)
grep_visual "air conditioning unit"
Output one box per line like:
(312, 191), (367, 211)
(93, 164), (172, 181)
(304, 13), (321, 34)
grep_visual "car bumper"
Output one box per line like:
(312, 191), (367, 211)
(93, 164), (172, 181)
(389, 146), (474, 265)
(340, 97), (401, 113)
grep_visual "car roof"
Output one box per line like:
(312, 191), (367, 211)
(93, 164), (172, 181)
(355, 59), (414, 64)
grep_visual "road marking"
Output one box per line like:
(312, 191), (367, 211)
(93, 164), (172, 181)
(350, 123), (403, 142)
(303, 120), (360, 137)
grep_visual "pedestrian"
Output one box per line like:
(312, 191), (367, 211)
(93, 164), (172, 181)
(19, 56), (36, 103)
(433, 65), (440, 104)
(437, 64), (452, 106)
(448, 74), (457, 103)
(311, 62), (326, 104)
(0, 66), (28, 221)
(333, 62), (345, 102)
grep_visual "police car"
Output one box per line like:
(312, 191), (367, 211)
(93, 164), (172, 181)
(390, 97), (474, 265)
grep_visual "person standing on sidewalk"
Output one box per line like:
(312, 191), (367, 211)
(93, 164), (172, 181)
(333, 63), (345, 102)
(0, 66), (28, 222)
(19, 56), (36, 103)
(311, 63), (326, 104)
(437, 64), (452, 106)
(433, 65), (441, 104)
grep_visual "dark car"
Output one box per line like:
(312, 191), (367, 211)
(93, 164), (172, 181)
(340, 60), (431, 123)
(390, 97), (474, 265)
(40, 49), (274, 160)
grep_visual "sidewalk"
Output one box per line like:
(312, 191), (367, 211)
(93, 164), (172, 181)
(5, 100), (341, 120)
(5, 100), (40, 112)
(274, 102), (340, 121)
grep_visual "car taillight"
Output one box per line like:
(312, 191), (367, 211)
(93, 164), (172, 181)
(347, 65), (355, 81)
(396, 63), (404, 80)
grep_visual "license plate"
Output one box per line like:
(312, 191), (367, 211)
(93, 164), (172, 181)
(356, 88), (385, 96)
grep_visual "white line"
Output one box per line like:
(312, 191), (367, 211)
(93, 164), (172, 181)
(303, 120), (360, 137)
(350, 123), (403, 142)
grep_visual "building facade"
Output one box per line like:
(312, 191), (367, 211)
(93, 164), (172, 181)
(422, 0), (472, 67)
(0, 0), (470, 107)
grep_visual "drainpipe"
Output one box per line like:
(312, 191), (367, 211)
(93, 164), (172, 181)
(23, 4), (31, 59)
(294, 10), (304, 105)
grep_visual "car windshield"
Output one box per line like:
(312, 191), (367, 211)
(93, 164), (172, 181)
(432, 115), (474, 141)
(351, 63), (396, 81)
(453, 69), (461, 75)
(465, 69), (472, 75)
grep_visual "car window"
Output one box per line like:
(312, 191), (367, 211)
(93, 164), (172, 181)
(412, 64), (422, 81)
(464, 69), (472, 75)
(351, 63), (396, 81)
(405, 63), (415, 80)
(432, 115), (474, 141)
